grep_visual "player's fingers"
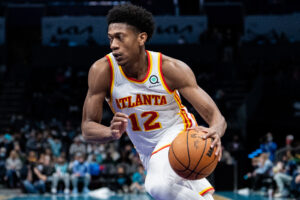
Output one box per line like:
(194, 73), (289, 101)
(110, 122), (122, 133)
(214, 141), (221, 156)
(111, 130), (122, 139)
(111, 116), (128, 123)
(210, 135), (219, 147)
(115, 112), (128, 118)
(124, 121), (128, 127)
(112, 116), (128, 121)
(202, 129), (216, 139)
(121, 121), (128, 132)
(188, 126), (208, 132)
(190, 126), (210, 139)
(111, 129), (120, 134)
(111, 121), (122, 127)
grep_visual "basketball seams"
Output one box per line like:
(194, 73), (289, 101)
(186, 129), (191, 170)
(169, 142), (189, 170)
(184, 131), (207, 179)
(195, 153), (218, 179)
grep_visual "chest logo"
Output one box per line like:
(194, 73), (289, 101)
(149, 75), (159, 84)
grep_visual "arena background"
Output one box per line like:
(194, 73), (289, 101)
(0, 0), (299, 200)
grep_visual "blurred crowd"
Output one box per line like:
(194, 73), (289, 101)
(245, 132), (300, 198)
(0, 116), (146, 195)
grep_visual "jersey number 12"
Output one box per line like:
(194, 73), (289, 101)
(129, 111), (162, 131)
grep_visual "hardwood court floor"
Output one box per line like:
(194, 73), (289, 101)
(4, 191), (291, 200)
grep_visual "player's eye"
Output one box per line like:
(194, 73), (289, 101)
(118, 34), (124, 42)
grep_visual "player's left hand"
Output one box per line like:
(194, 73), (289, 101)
(189, 126), (222, 161)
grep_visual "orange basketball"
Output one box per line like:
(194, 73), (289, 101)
(168, 129), (218, 180)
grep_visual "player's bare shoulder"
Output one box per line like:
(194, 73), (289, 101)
(161, 54), (195, 90)
(88, 56), (111, 96)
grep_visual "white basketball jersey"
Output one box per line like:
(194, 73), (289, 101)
(105, 50), (197, 155)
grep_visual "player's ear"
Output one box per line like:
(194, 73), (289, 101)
(138, 32), (148, 46)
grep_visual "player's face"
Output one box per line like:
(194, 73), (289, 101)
(108, 23), (145, 66)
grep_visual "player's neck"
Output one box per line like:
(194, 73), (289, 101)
(122, 49), (148, 80)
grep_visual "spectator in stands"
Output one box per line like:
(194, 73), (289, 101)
(130, 164), (146, 194)
(102, 152), (116, 165)
(291, 169), (300, 198)
(115, 165), (130, 194)
(247, 153), (274, 191)
(69, 136), (86, 159)
(0, 147), (6, 184)
(27, 150), (38, 164)
(38, 154), (55, 185)
(273, 162), (291, 197)
(22, 155), (53, 194)
(4, 150), (22, 188)
(119, 144), (134, 164)
(44, 147), (53, 159)
(108, 143), (120, 162)
(71, 153), (90, 194)
(22, 168), (45, 193)
(12, 132), (23, 151)
(26, 131), (43, 154)
(51, 155), (70, 194)
(37, 153), (45, 167)
(88, 155), (101, 179)
(260, 132), (277, 162)
(48, 135), (62, 158)
(87, 143), (106, 164)
(13, 142), (26, 163)
(286, 134), (294, 148)
(2, 133), (14, 156)
(273, 150), (297, 197)
(0, 132), (4, 147)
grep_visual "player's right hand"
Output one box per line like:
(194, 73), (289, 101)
(110, 112), (128, 140)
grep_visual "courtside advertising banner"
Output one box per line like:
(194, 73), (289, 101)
(244, 14), (300, 42)
(0, 18), (5, 45)
(42, 16), (207, 46)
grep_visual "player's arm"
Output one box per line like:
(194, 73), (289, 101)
(81, 58), (128, 143)
(161, 55), (227, 158)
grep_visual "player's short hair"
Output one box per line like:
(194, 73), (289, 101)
(107, 4), (155, 41)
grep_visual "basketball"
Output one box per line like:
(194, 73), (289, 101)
(168, 129), (218, 180)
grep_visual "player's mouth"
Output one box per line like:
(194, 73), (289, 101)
(113, 53), (122, 61)
(115, 57), (123, 63)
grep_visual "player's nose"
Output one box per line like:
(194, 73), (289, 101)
(110, 39), (119, 50)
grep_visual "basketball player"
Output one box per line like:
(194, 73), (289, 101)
(82, 4), (226, 200)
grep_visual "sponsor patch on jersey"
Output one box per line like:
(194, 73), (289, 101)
(149, 75), (159, 84)
(149, 75), (161, 88)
